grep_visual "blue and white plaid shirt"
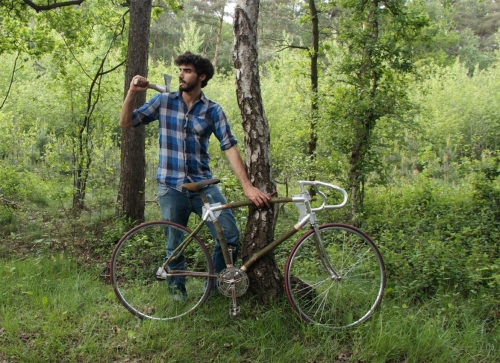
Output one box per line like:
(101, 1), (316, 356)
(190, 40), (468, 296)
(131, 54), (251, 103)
(132, 91), (238, 191)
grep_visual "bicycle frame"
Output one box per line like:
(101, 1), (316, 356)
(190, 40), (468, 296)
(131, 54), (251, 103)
(162, 180), (348, 276)
(110, 178), (385, 327)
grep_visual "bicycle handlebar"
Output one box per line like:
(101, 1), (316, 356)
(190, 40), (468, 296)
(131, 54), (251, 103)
(298, 181), (348, 211)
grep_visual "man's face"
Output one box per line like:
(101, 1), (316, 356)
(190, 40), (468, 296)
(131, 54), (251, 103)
(178, 64), (203, 93)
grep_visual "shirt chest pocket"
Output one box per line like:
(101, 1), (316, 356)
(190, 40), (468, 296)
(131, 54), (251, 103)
(191, 117), (212, 136)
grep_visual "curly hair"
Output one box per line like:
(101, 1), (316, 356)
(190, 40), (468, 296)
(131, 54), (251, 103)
(175, 51), (214, 88)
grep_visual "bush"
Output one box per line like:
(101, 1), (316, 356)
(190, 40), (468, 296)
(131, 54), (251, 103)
(363, 175), (500, 301)
(0, 163), (50, 206)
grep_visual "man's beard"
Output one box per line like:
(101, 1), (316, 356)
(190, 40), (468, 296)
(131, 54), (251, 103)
(179, 77), (198, 93)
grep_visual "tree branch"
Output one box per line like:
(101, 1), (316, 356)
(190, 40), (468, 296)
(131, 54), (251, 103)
(23, 0), (85, 12)
(0, 51), (21, 111)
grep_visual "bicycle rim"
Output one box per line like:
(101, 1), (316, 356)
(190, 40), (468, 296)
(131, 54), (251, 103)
(110, 220), (214, 321)
(285, 223), (385, 329)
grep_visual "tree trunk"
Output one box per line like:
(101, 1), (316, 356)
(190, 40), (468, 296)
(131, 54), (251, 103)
(233, 0), (283, 303)
(117, 0), (152, 224)
(307, 0), (319, 196)
(212, 13), (224, 70)
(307, 0), (319, 172)
(349, 0), (379, 222)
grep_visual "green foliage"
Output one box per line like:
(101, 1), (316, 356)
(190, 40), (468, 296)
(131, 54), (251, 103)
(0, 163), (49, 206)
(318, 0), (430, 215)
(363, 174), (500, 301)
(0, 2), (55, 56)
(176, 20), (204, 54)
(416, 61), (500, 163)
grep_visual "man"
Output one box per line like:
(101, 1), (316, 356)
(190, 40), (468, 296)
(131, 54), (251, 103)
(119, 51), (269, 298)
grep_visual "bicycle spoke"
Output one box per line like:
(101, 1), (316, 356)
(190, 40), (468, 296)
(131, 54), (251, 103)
(110, 221), (214, 321)
(285, 224), (385, 329)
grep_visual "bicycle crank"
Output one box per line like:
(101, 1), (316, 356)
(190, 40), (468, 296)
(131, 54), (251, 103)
(217, 267), (249, 297)
(217, 267), (249, 317)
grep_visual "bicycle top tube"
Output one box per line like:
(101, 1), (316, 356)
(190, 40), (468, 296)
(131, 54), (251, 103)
(182, 179), (349, 225)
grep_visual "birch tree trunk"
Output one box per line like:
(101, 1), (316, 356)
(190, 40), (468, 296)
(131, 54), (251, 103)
(117, 0), (152, 224)
(233, 0), (284, 302)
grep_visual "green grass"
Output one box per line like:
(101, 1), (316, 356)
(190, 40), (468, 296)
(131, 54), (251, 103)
(1, 255), (499, 362)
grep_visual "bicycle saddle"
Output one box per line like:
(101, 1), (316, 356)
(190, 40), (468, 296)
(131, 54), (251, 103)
(182, 178), (221, 192)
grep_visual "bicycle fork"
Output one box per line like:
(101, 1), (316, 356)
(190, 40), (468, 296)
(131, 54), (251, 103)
(312, 224), (342, 281)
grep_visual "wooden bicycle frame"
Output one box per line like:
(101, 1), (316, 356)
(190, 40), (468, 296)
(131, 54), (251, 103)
(162, 181), (347, 278)
(162, 183), (342, 275)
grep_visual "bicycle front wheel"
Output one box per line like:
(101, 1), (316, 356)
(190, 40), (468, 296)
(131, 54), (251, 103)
(285, 223), (385, 329)
(110, 220), (214, 321)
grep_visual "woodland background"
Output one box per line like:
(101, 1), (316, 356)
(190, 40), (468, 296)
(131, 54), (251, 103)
(1, 0), (500, 362)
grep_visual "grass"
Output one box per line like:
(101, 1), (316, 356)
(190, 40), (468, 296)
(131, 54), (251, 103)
(0, 186), (499, 362)
(1, 255), (499, 363)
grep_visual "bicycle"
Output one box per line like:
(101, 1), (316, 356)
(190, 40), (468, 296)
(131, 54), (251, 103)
(110, 178), (386, 329)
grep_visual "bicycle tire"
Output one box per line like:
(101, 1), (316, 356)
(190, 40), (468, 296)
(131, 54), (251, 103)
(285, 223), (385, 329)
(110, 220), (214, 321)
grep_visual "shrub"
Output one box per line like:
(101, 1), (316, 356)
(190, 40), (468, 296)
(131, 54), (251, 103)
(364, 175), (500, 301)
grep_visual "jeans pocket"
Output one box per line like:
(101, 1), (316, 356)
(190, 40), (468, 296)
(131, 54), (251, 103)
(157, 183), (171, 198)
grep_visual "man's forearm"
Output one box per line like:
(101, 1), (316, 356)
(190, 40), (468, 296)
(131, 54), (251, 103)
(224, 145), (270, 207)
(120, 76), (150, 128)
(119, 92), (137, 128)
(224, 146), (252, 188)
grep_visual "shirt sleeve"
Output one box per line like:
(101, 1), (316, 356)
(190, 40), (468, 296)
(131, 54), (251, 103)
(212, 104), (238, 151)
(132, 93), (162, 127)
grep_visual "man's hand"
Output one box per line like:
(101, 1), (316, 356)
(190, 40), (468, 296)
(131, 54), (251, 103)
(243, 184), (270, 208)
(130, 75), (149, 93)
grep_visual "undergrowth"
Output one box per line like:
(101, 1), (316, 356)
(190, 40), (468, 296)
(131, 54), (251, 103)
(1, 255), (499, 363)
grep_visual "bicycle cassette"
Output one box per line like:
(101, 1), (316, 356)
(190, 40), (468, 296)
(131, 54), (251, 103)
(217, 267), (249, 297)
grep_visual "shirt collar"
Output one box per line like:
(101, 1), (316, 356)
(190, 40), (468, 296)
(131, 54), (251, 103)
(174, 90), (208, 105)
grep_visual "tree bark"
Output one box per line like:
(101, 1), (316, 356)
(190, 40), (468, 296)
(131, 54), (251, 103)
(117, 0), (152, 224)
(349, 0), (379, 222)
(307, 0), (319, 164)
(307, 0), (319, 194)
(212, 11), (224, 69)
(233, 0), (284, 303)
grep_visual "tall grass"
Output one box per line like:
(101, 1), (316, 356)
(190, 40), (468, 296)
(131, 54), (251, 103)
(1, 256), (499, 362)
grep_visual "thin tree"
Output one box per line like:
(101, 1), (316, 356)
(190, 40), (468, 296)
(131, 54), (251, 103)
(117, 0), (152, 223)
(329, 0), (428, 219)
(307, 0), (319, 184)
(233, 0), (283, 302)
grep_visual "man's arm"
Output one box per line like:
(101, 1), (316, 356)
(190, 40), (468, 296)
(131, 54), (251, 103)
(119, 76), (149, 129)
(224, 145), (270, 208)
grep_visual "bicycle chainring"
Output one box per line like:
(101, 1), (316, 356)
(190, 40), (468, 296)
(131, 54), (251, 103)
(217, 267), (249, 297)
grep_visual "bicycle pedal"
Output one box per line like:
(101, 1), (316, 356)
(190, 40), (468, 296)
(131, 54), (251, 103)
(155, 267), (167, 280)
(230, 306), (241, 317)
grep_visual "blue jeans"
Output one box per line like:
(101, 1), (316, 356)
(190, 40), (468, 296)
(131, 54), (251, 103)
(158, 183), (239, 292)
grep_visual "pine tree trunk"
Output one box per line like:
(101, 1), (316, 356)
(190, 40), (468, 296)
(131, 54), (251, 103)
(117, 0), (152, 224)
(212, 9), (224, 69)
(233, 0), (284, 303)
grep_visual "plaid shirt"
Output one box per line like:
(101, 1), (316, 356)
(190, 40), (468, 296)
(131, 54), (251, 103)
(132, 91), (238, 191)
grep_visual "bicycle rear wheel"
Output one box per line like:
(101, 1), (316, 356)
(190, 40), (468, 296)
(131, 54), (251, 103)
(110, 220), (214, 321)
(285, 223), (385, 329)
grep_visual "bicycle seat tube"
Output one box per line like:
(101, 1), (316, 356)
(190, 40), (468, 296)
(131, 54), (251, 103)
(198, 188), (234, 268)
